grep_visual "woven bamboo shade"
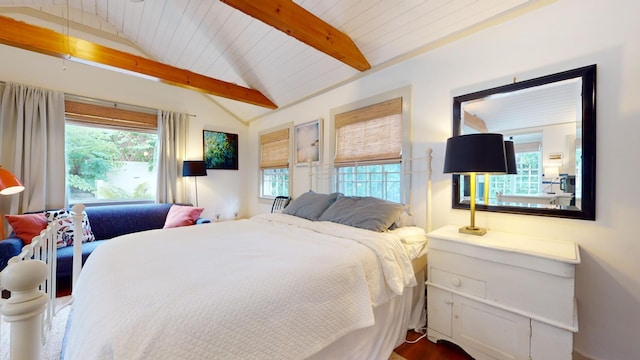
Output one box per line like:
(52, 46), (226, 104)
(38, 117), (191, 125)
(514, 141), (541, 153)
(334, 98), (402, 164)
(65, 100), (157, 131)
(260, 128), (290, 168)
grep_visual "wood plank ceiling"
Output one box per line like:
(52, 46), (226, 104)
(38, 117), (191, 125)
(0, 0), (545, 123)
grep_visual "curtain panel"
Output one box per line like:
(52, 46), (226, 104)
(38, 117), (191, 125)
(0, 82), (66, 236)
(156, 110), (188, 204)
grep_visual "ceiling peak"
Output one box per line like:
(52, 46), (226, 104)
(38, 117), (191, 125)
(220, 0), (370, 72)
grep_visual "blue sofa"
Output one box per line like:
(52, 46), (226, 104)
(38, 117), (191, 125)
(0, 203), (209, 278)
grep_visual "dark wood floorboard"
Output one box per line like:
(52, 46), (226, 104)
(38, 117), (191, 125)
(394, 330), (474, 360)
(56, 276), (72, 297)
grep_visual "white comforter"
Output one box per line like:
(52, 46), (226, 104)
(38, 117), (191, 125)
(63, 214), (417, 360)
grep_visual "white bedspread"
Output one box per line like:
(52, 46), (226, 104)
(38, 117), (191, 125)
(63, 214), (417, 360)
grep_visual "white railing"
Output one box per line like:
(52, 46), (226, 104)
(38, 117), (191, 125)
(306, 150), (434, 231)
(0, 203), (84, 360)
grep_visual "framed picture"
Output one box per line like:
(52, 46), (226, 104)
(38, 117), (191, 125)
(203, 130), (239, 170)
(294, 118), (322, 166)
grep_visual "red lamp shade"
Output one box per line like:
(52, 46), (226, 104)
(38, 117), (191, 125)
(0, 167), (25, 239)
(0, 167), (25, 195)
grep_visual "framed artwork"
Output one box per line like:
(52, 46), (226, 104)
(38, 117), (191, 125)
(294, 118), (322, 166)
(203, 130), (239, 170)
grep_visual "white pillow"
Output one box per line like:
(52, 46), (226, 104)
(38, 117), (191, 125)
(388, 226), (426, 244)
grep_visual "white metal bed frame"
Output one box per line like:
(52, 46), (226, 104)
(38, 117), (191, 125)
(306, 149), (433, 231)
(0, 149), (434, 360)
(0, 204), (85, 360)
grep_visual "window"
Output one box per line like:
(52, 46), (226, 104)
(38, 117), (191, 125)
(513, 151), (542, 194)
(335, 163), (402, 203)
(65, 99), (158, 204)
(333, 97), (405, 202)
(486, 141), (541, 200)
(259, 127), (290, 197)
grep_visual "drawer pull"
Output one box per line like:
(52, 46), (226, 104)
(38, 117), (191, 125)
(444, 299), (453, 305)
(450, 277), (462, 287)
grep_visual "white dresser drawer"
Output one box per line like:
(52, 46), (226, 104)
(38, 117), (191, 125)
(426, 226), (579, 360)
(428, 247), (576, 328)
(430, 267), (486, 299)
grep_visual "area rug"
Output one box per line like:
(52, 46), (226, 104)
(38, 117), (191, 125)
(1, 295), (72, 360)
(389, 351), (408, 360)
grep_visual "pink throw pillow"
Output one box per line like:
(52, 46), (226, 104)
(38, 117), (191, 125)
(163, 205), (204, 229)
(5, 213), (48, 244)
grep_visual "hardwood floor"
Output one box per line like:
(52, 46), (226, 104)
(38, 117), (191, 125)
(394, 330), (474, 360)
(56, 276), (72, 297)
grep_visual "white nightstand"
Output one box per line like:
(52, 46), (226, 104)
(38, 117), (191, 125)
(426, 225), (580, 360)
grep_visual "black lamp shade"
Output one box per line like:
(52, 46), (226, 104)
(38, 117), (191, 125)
(504, 140), (517, 174)
(182, 161), (207, 177)
(444, 133), (507, 174)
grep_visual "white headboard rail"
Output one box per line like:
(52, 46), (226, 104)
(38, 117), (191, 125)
(0, 203), (85, 360)
(306, 149), (433, 231)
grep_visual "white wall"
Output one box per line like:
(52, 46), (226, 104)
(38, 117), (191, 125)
(0, 44), (249, 221)
(248, 0), (640, 358)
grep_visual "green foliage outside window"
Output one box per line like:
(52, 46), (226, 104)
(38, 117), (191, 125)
(65, 124), (156, 201)
(262, 168), (289, 197)
(488, 151), (540, 199)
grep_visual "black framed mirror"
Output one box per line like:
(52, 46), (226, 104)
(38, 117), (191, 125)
(452, 64), (596, 220)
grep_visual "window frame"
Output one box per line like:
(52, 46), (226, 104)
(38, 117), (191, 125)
(64, 96), (159, 206)
(258, 123), (293, 199)
(329, 87), (412, 204)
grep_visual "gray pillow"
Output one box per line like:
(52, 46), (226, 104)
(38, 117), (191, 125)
(282, 191), (341, 220)
(318, 196), (406, 232)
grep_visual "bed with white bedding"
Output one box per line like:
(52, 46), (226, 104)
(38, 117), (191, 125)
(63, 212), (427, 360)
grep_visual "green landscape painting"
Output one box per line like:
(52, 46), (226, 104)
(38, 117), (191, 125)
(203, 130), (238, 170)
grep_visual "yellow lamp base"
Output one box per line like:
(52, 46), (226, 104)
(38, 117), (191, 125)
(459, 226), (487, 236)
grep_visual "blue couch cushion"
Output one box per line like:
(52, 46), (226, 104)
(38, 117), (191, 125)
(0, 238), (24, 270)
(0, 203), (205, 276)
(55, 240), (106, 278)
(85, 203), (174, 240)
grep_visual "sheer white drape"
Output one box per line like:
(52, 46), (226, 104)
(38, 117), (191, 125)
(0, 82), (65, 236)
(156, 110), (188, 204)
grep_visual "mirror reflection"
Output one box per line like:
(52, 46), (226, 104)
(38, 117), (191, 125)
(452, 65), (596, 220)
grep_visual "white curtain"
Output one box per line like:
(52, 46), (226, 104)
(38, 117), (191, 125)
(0, 82), (66, 235)
(156, 110), (188, 204)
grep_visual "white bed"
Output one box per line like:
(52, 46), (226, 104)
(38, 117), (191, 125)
(62, 212), (427, 360)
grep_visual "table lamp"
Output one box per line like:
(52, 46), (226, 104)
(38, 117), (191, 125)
(444, 134), (508, 236)
(504, 140), (518, 175)
(483, 140), (517, 204)
(0, 166), (25, 238)
(182, 160), (207, 207)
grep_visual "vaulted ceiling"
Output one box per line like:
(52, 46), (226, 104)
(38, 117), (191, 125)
(0, 0), (546, 123)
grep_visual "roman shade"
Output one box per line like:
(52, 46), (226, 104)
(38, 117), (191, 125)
(514, 141), (541, 153)
(65, 100), (157, 131)
(334, 97), (402, 165)
(260, 128), (290, 169)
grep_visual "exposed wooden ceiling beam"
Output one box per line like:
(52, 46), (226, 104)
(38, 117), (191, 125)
(463, 111), (489, 133)
(221, 0), (371, 72)
(0, 15), (277, 109)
